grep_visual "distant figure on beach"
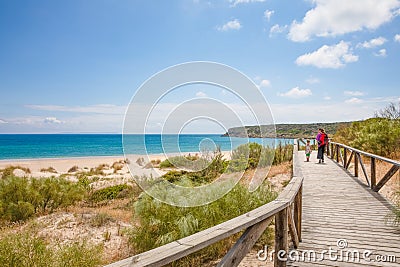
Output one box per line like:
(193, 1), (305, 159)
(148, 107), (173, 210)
(316, 128), (328, 164)
(305, 140), (312, 162)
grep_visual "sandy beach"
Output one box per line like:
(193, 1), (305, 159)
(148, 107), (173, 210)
(0, 151), (232, 179)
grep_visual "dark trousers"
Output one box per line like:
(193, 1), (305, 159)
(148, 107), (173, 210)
(317, 145), (325, 160)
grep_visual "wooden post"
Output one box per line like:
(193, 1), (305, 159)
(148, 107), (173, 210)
(288, 208), (299, 249)
(370, 157), (376, 190)
(293, 185), (302, 242)
(275, 208), (288, 267)
(326, 142), (330, 156)
(218, 217), (273, 267)
(374, 165), (400, 192)
(354, 153), (358, 177)
(336, 145), (339, 162)
(343, 148), (347, 168)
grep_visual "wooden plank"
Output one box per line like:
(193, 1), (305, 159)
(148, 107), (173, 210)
(373, 165), (400, 192)
(288, 206), (299, 248)
(345, 151), (354, 169)
(275, 208), (288, 267)
(355, 153), (370, 187)
(354, 152), (359, 177)
(370, 157), (376, 189)
(330, 142), (400, 167)
(336, 144), (339, 163)
(294, 185), (302, 242)
(217, 216), (273, 267)
(287, 150), (400, 267)
(339, 147), (344, 166)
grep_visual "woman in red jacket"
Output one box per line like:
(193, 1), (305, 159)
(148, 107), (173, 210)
(316, 128), (328, 163)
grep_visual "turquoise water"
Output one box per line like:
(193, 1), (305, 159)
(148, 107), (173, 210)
(0, 134), (292, 160)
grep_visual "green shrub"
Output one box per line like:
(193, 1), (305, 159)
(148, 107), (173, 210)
(0, 176), (85, 222)
(228, 142), (292, 172)
(0, 231), (51, 267)
(128, 182), (277, 265)
(162, 170), (189, 183)
(335, 118), (400, 157)
(159, 158), (174, 168)
(7, 201), (35, 222)
(89, 184), (132, 202)
(0, 231), (103, 267)
(159, 155), (209, 171)
(55, 241), (103, 267)
(161, 153), (227, 185)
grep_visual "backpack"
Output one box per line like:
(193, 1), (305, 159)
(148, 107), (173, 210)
(323, 133), (329, 145)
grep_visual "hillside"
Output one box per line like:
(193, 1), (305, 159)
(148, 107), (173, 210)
(222, 122), (352, 139)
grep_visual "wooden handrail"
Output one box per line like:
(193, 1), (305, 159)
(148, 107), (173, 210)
(328, 141), (400, 192)
(105, 142), (303, 267)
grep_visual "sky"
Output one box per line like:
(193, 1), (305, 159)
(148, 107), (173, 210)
(0, 0), (400, 133)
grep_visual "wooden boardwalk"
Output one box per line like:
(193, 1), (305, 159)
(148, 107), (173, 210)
(287, 151), (400, 267)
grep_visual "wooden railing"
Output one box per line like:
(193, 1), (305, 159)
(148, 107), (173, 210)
(105, 142), (303, 267)
(328, 142), (400, 192)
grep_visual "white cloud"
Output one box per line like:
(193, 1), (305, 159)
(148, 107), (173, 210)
(217, 19), (242, 31)
(26, 104), (125, 115)
(44, 117), (63, 124)
(0, 119), (8, 124)
(259, 79), (271, 88)
(230, 0), (265, 7)
(374, 48), (387, 57)
(269, 24), (287, 36)
(270, 97), (399, 123)
(306, 77), (320, 84)
(264, 10), (274, 21)
(278, 87), (312, 98)
(357, 37), (387, 48)
(394, 34), (400, 42)
(344, 91), (364, 96)
(345, 97), (363, 104)
(296, 41), (358, 69)
(196, 91), (207, 97)
(324, 96), (332, 100)
(288, 0), (400, 42)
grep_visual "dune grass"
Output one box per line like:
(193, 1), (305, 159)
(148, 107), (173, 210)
(128, 181), (277, 266)
(0, 229), (103, 267)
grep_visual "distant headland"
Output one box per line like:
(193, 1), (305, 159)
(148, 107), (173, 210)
(222, 122), (353, 139)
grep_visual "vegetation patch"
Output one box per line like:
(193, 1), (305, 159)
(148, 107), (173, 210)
(0, 166), (31, 179)
(89, 213), (115, 227)
(128, 182), (277, 266)
(89, 184), (133, 203)
(0, 176), (85, 222)
(0, 230), (103, 267)
(68, 166), (79, 173)
(40, 166), (57, 173)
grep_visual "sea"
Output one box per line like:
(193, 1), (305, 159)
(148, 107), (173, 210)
(0, 134), (293, 160)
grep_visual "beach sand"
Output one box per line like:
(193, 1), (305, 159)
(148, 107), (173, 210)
(0, 151), (232, 180)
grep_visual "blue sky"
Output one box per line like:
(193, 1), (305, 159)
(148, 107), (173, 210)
(1, 0), (400, 133)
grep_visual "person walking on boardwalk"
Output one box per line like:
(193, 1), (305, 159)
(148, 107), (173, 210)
(305, 139), (312, 162)
(316, 128), (328, 163)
